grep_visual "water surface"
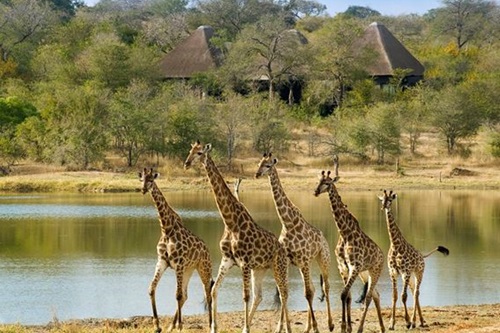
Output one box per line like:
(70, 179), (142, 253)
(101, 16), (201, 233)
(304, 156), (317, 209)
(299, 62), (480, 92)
(0, 189), (498, 324)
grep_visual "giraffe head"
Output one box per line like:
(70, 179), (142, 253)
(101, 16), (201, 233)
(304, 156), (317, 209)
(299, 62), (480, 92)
(255, 152), (278, 179)
(184, 140), (212, 169)
(139, 168), (159, 194)
(314, 170), (339, 196)
(378, 189), (397, 210)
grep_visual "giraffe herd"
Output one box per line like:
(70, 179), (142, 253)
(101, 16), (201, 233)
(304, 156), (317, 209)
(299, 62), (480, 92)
(139, 141), (449, 333)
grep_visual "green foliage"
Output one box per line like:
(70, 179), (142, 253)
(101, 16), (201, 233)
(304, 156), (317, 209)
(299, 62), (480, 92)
(253, 120), (290, 154)
(489, 131), (500, 158)
(0, 96), (37, 129)
(344, 5), (381, 18)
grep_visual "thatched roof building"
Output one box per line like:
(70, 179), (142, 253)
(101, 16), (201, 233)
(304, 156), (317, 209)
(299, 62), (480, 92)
(159, 26), (223, 79)
(355, 22), (424, 86)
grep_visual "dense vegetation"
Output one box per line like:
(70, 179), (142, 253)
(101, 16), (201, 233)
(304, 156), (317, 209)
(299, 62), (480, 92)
(0, 0), (499, 172)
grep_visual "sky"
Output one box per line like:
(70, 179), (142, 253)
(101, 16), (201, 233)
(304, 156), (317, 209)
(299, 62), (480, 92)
(82, 0), (444, 16)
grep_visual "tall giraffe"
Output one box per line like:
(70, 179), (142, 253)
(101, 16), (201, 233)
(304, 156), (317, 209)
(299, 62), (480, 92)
(184, 141), (291, 333)
(379, 190), (449, 330)
(139, 168), (214, 333)
(255, 153), (334, 333)
(314, 159), (385, 333)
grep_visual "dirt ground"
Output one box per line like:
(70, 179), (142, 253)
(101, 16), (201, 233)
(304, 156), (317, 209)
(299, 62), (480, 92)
(7, 303), (499, 333)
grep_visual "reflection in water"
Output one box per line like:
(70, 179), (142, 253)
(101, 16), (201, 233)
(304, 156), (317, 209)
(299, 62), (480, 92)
(0, 190), (499, 324)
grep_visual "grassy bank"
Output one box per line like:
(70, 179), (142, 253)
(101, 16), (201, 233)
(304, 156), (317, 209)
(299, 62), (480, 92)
(0, 160), (499, 193)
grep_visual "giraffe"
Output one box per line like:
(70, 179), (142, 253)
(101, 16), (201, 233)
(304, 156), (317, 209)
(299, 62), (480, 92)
(255, 153), (334, 333)
(379, 189), (449, 330)
(184, 141), (291, 333)
(139, 168), (214, 333)
(314, 158), (385, 333)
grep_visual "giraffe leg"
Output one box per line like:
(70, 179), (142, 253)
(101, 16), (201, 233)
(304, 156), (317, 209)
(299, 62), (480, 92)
(248, 269), (266, 324)
(413, 272), (426, 328)
(341, 268), (359, 333)
(168, 267), (194, 332)
(389, 273), (398, 330)
(210, 257), (234, 333)
(372, 288), (385, 333)
(198, 257), (214, 329)
(273, 250), (291, 333)
(357, 271), (384, 333)
(299, 265), (319, 333)
(149, 258), (168, 333)
(401, 274), (411, 329)
(318, 255), (334, 332)
(242, 266), (252, 333)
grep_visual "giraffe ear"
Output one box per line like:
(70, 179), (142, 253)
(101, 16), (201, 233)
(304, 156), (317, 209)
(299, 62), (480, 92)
(138, 172), (143, 179)
(203, 143), (212, 153)
(377, 195), (384, 201)
(391, 193), (397, 200)
(332, 176), (340, 183)
(154, 173), (159, 179)
(272, 158), (278, 165)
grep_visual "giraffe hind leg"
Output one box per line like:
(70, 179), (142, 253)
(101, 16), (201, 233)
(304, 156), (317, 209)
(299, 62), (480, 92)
(168, 267), (194, 332)
(299, 265), (319, 333)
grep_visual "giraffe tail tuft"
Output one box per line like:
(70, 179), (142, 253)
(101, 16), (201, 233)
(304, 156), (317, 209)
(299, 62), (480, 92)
(437, 246), (450, 256)
(423, 245), (450, 258)
(318, 274), (326, 302)
(355, 281), (369, 304)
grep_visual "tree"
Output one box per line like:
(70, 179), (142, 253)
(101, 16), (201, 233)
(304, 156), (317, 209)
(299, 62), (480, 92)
(223, 14), (309, 103)
(0, 96), (37, 167)
(365, 103), (401, 164)
(307, 16), (368, 112)
(431, 0), (496, 52)
(0, 0), (59, 72)
(109, 80), (159, 167)
(344, 5), (381, 18)
(429, 84), (484, 155)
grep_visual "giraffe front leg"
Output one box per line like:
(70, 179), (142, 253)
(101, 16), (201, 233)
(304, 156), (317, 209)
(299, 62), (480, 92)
(149, 259), (168, 333)
(248, 269), (265, 324)
(341, 268), (359, 333)
(168, 268), (194, 332)
(211, 257), (234, 333)
(401, 274), (411, 329)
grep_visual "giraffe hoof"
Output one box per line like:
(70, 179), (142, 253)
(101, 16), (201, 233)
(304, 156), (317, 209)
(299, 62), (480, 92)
(155, 328), (162, 333)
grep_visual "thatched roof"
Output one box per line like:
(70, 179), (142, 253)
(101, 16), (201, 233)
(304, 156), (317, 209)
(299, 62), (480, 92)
(159, 26), (223, 79)
(356, 22), (424, 77)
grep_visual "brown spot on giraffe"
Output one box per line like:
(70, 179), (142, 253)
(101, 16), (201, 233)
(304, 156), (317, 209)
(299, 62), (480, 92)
(184, 142), (291, 333)
(139, 168), (213, 333)
(255, 153), (334, 333)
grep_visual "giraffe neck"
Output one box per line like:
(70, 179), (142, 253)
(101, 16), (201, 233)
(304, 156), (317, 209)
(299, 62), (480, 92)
(150, 182), (181, 235)
(268, 167), (298, 229)
(384, 207), (405, 246)
(327, 186), (360, 234)
(203, 155), (239, 230)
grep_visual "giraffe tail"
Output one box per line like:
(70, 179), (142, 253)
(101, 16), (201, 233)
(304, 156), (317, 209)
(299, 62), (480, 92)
(423, 245), (450, 258)
(355, 281), (369, 304)
(318, 274), (326, 302)
(273, 287), (281, 311)
(203, 279), (215, 311)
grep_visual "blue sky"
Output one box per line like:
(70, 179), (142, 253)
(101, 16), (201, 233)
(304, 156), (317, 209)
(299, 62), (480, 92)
(322, 0), (443, 16)
(82, 0), (444, 16)
(85, 0), (441, 16)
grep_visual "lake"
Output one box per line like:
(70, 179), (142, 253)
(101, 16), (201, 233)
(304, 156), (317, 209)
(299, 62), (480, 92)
(0, 189), (499, 325)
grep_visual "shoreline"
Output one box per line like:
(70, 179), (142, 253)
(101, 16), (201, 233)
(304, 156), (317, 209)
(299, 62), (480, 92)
(3, 304), (500, 332)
